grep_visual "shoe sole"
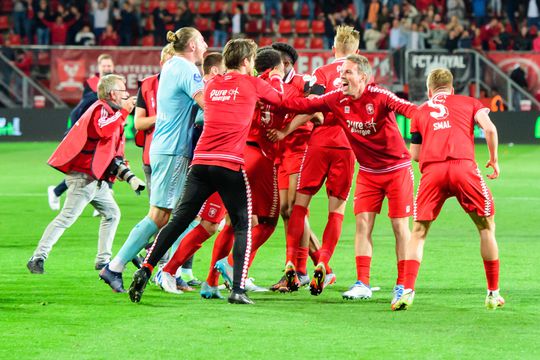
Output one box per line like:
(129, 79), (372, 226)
(342, 294), (372, 300)
(129, 271), (149, 303)
(27, 264), (44, 274)
(310, 268), (325, 296)
(284, 267), (299, 292)
(99, 273), (126, 293)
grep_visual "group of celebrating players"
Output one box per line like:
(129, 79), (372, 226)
(27, 24), (505, 310)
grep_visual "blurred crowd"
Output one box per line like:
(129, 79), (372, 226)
(3, 0), (540, 51)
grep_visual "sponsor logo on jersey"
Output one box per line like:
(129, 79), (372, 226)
(209, 87), (239, 102)
(346, 118), (377, 136)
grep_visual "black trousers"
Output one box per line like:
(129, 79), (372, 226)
(145, 164), (252, 292)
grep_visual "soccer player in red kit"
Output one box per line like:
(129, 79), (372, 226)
(392, 68), (504, 311)
(128, 39), (284, 305)
(212, 48), (316, 292)
(282, 54), (418, 299)
(272, 26), (359, 294)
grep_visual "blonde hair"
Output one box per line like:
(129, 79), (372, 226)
(166, 27), (199, 52)
(223, 39), (257, 69)
(97, 74), (126, 100)
(97, 53), (113, 65)
(160, 43), (175, 63)
(426, 68), (453, 92)
(346, 54), (372, 79)
(334, 25), (360, 54)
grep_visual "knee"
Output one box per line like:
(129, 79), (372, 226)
(103, 206), (121, 223)
(201, 220), (219, 236)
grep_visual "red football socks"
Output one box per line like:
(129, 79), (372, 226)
(248, 223), (276, 266)
(310, 248), (321, 265)
(286, 205), (308, 265)
(355, 256), (371, 285)
(483, 259), (500, 291)
(319, 212), (344, 269)
(163, 224), (210, 275)
(296, 246), (309, 274)
(206, 224), (234, 286)
(396, 260), (406, 286)
(403, 260), (421, 290)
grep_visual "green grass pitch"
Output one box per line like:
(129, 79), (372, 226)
(1, 142), (539, 359)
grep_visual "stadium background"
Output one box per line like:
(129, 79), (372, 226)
(1, 0), (540, 359)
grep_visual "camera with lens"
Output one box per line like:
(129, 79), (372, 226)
(108, 157), (146, 195)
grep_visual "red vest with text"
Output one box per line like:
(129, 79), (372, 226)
(48, 100), (125, 180)
(134, 74), (159, 166)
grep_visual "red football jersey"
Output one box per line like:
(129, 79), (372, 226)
(192, 72), (283, 169)
(247, 71), (297, 160)
(411, 93), (488, 172)
(308, 57), (351, 149)
(284, 84), (417, 172)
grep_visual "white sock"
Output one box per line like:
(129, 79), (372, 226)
(108, 257), (125, 273)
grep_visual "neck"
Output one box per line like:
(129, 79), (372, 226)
(431, 88), (452, 97)
(177, 52), (196, 64)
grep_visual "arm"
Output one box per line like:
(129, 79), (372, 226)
(193, 90), (204, 110)
(256, 73), (284, 106)
(134, 107), (155, 131)
(383, 88), (418, 118)
(96, 108), (130, 138)
(475, 110), (499, 179)
(266, 113), (317, 142)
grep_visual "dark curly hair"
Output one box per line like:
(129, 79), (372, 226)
(255, 49), (283, 74)
(271, 42), (298, 65)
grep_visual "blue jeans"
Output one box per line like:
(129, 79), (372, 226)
(213, 30), (227, 48)
(36, 28), (50, 45)
(353, 0), (366, 22)
(264, 0), (281, 28)
(296, 0), (314, 21)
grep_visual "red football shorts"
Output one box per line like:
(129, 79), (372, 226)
(245, 144), (279, 219)
(414, 159), (495, 221)
(199, 192), (227, 224)
(297, 145), (355, 201)
(354, 165), (414, 218)
(276, 129), (311, 190)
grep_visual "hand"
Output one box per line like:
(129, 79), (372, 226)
(128, 176), (146, 195)
(266, 128), (285, 142)
(311, 112), (324, 126)
(485, 159), (499, 179)
(122, 96), (136, 113)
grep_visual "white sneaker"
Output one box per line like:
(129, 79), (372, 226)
(391, 285), (404, 306)
(392, 288), (414, 311)
(245, 278), (269, 292)
(47, 186), (60, 210)
(155, 269), (183, 294)
(342, 281), (372, 300)
(485, 289), (505, 310)
(324, 273), (336, 287)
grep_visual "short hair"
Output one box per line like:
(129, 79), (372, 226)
(203, 52), (224, 75)
(160, 43), (175, 63)
(223, 39), (257, 70)
(346, 54), (372, 79)
(97, 74), (126, 100)
(426, 68), (453, 92)
(255, 49), (282, 74)
(97, 53), (113, 65)
(334, 25), (360, 54)
(166, 27), (199, 53)
(271, 42), (298, 65)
